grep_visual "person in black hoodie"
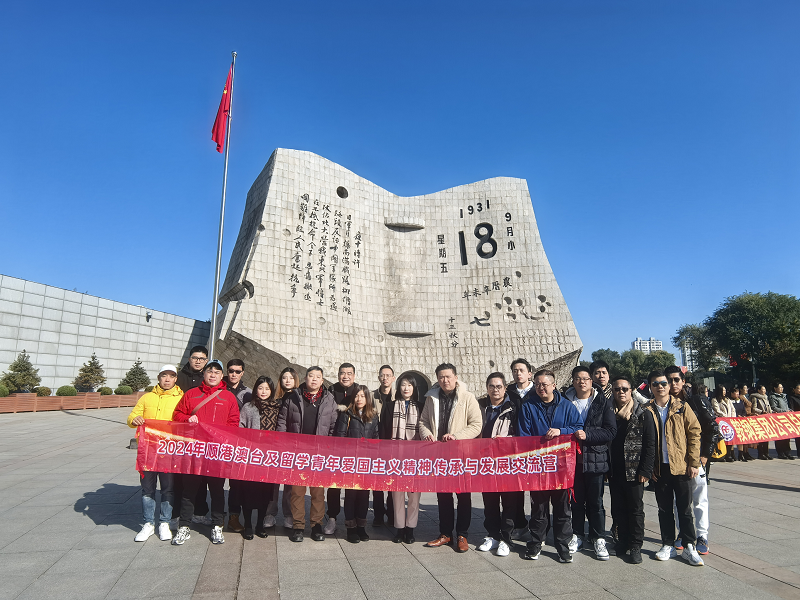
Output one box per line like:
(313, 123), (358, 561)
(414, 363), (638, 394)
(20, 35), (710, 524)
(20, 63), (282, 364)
(564, 366), (617, 560)
(334, 384), (380, 543)
(609, 376), (656, 564)
(177, 346), (208, 392)
(325, 363), (359, 534)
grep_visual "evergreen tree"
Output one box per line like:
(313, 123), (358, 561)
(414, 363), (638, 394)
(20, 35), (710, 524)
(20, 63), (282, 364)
(119, 359), (151, 392)
(73, 353), (107, 392)
(1, 350), (42, 393)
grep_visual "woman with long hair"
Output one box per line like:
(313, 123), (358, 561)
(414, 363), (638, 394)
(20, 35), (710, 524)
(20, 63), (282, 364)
(239, 376), (280, 539)
(334, 384), (380, 543)
(388, 375), (424, 544)
(264, 367), (299, 529)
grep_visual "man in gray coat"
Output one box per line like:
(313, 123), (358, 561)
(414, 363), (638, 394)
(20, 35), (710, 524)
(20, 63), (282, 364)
(277, 366), (338, 542)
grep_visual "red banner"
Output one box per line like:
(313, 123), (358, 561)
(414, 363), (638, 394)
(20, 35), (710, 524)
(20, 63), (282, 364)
(136, 421), (576, 493)
(717, 411), (800, 445)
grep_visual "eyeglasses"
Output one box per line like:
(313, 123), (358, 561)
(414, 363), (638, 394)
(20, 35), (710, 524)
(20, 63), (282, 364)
(667, 377), (683, 383)
(378, 374), (393, 379)
(613, 387), (631, 393)
(190, 355), (207, 361)
(487, 384), (505, 391)
(651, 381), (669, 388)
(534, 383), (554, 388)
(573, 377), (592, 383)
(228, 369), (242, 374)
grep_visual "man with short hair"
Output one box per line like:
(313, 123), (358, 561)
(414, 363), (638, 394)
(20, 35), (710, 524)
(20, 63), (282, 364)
(224, 358), (253, 534)
(609, 376), (655, 564)
(769, 383), (794, 460)
(172, 360), (240, 546)
(325, 362), (359, 534)
(128, 365), (184, 542)
(507, 358), (535, 535)
(476, 372), (517, 557)
(565, 365), (616, 560)
(646, 369), (704, 566)
(420, 363), (482, 553)
(518, 369), (582, 562)
(277, 366), (339, 542)
(372, 365), (395, 527)
(665, 365), (717, 555)
(590, 361), (612, 400)
(177, 345), (209, 392)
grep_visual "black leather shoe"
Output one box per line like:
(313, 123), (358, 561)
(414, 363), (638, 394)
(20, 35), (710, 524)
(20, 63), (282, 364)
(311, 524), (325, 541)
(404, 527), (415, 544)
(392, 528), (404, 543)
(255, 527), (268, 538)
(346, 528), (360, 544)
(289, 529), (304, 542)
(242, 527), (254, 540)
(629, 548), (642, 564)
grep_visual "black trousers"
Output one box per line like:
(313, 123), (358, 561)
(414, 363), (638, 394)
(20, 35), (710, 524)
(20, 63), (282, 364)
(327, 487), (342, 519)
(372, 490), (393, 522)
(344, 489), (370, 527)
(242, 481), (273, 529)
(758, 441), (770, 457)
(181, 474), (225, 526)
(571, 470), (606, 541)
(654, 467), (695, 546)
(482, 491), (515, 541)
(193, 477), (210, 516)
(512, 491), (527, 529)
(776, 439), (791, 456)
(528, 489), (572, 557)
(437, 492), (472, 537)
(608, 477), (645, 550)
(228, 479), (243, 516)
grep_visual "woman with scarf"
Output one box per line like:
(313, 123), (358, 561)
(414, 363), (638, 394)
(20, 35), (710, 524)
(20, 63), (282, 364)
(385, 376), (425, 544)
(750, 385), (773, 460)
(239, 376), (280, 539)
(334, 384), (380, 543)
(264, 368), (300, 529)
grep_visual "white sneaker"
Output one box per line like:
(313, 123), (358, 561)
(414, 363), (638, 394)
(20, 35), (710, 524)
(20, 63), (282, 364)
(323, 517), (337, 535)
(263, 515), (276, 528)
(211, 525), (225, 544)
(169, 517), (179, 531)
(656, 544), (677, 561)
(593, 538), (609, 560)
(158, 522), (173, 541)
(496, 541), (510, 557)
(284, 516), (294, 529)
(191, 514), (212, 526)
(568, 534), (583, 554)
(134, 522), (155, 542)
(172, 526), (191, 545)
(477, 537), (498, 552)
(682, 543), (705, 566)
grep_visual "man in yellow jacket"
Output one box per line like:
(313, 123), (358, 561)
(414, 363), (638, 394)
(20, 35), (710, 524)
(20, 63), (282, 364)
(127, 365), (184, 542)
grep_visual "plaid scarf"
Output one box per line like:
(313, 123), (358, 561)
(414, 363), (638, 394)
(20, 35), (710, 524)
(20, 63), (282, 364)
(303, 387), (323, 405)
(602, 383), (613, 401)
(391, 398), (420, 441)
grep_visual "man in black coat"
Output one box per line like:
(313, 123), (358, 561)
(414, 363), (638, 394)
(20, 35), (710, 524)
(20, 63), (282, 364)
(564, 366), (617, 560)
(325, 363), (358, 534)
(177, 345), (208, 392)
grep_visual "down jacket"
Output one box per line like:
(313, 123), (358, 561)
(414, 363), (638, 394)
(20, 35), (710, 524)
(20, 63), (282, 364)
(276, 384), (338, 436)
(517, 390), (582, 437)
(418, 384), (482, 441)
(477, 395), (517, 438)
(685, 392), (720, 459)
(172, 380), (239, 427)
(750, 393), (771, 415)
(127, 384), (184, 428)
(334, 406), (380, 439)
(564, 387), (617, 474)
(712, 396), (737, 418)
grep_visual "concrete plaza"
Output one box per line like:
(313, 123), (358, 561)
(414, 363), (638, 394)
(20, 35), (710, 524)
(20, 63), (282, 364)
(1, 407), (800, 600)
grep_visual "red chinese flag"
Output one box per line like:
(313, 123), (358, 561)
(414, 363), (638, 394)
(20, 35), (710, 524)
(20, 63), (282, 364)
(211, 66), (232, 153)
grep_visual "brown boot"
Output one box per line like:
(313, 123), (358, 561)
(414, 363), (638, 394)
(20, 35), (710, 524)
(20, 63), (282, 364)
(228, 513), (244, 533)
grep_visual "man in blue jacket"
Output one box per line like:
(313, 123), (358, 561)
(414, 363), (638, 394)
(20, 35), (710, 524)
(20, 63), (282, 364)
(518, 369), (582, 562)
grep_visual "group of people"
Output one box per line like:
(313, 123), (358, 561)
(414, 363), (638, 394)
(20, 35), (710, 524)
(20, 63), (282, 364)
(126, 346), (790, 566)
(708, 381), (800, 461)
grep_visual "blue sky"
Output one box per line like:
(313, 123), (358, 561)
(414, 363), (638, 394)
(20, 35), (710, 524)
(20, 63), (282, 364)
(2, 0), (798, 361)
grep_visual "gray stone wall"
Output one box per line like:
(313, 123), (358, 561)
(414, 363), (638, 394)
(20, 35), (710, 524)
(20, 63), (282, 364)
(0, 275), (210, 391)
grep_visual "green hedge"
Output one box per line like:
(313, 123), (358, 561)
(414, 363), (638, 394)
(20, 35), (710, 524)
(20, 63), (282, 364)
(144, 385), (155, 393)
(56, 385), (77, 396)
(98, 387), (113, 396)
(0, 384), (8, 397)
(35, 387), (52, 397)
(115, 385), (133, 395)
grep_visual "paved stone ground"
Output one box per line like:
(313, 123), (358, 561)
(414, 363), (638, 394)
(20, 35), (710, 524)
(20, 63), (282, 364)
(2, 408), (800, 600)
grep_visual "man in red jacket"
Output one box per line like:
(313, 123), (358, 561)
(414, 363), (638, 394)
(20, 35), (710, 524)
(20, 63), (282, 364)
(171, 359), (240, 546)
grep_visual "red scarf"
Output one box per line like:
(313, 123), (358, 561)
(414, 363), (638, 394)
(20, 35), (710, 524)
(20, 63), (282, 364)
(303, 386), (323, 405)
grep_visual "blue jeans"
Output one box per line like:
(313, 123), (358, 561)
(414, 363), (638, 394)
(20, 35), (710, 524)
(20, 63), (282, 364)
(141, 471), (174, 524)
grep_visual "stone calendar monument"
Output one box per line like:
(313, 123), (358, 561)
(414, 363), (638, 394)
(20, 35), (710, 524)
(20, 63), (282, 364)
(214, 149), (582, 390)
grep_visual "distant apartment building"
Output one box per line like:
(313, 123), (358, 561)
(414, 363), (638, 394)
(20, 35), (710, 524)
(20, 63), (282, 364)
(680, 343), (699, 372)
(632, 337), (663, 355)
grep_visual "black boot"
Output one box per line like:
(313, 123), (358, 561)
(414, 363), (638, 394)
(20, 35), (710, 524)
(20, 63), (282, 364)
(356, 526), (370, 541)
(392, 528), (404, 543)
(346, 528), (360, 544)
(404, 527), (415, 544)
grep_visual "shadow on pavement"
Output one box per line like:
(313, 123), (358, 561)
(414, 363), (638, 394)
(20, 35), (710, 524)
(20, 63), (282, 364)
(74, 483), (143, 531)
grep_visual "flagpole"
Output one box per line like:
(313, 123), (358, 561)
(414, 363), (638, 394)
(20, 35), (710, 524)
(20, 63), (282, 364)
(209, 51), (236, 359)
